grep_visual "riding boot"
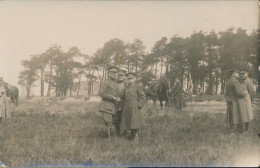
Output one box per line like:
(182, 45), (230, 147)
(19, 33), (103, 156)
(134, 129), (139, 141)
(106, 126), (112, 139)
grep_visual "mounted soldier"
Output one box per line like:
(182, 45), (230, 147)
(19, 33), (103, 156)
(98, 65), (121, 138)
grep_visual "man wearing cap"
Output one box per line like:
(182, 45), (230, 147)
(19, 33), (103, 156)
(239, 67), (256, 132)
(225, 67), (248, 133)
(171, 78), (184, 111)
(115, 67), (127, 137)
(98, 65), (121, 138)
(120, 72), (146, 141)
(0, 77), (11, 122)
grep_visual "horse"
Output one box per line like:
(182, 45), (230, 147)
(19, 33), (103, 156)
(4, 83), (19, 107)
(146, 79), (170, 109)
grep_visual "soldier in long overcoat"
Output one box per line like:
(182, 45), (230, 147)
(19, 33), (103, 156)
(225, 68), (249, 133)
(0, 77), (11, 122)
(239, 68), (256, 132)
(98, 65), (121, 138)
(121, 72), (146, 141)
(115, 68), (127, 136)
(171, 78), (184, 110)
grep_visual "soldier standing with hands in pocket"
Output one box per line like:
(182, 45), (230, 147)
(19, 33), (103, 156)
(120, 72), (146, 141)
(98, 65), (121, 138)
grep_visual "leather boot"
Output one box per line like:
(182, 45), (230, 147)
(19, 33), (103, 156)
(106, 126), (111, 138)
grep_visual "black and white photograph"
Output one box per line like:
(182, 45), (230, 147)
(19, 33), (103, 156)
(0, 0), (259, 167)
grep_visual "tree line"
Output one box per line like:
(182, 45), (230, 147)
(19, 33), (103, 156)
(18, 27), (259, 98)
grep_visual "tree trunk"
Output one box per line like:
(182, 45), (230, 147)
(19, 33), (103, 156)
(40, 70), (44, 97)
(215, 72), (219, 95)
(47, 58), (53, 96)
(207, 72), (213, 95)
(155, 59), (158, 80)
(77, 79), (81, 96)
(26, 84), (31, 98)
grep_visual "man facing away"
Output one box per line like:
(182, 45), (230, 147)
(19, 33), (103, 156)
(225, 67), (249, 134)
(120, 72), (146, 141)
(98, 65), (121, 138)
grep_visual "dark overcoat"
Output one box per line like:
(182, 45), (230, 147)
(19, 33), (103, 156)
(171, 82), (184, 110)
(98, 79), (119, 115)
(121, 83), (146, 131)
(225, 76), (249, 124)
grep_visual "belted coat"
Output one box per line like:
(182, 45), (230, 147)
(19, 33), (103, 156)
(98, 78), (119, 115)
(121, 83), (146, 131)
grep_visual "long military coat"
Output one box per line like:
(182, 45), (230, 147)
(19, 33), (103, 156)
(121, 83), (146, 131)
(241, 77), (255, 120)
(171, 82), (184, 110)
(98, 78), (119, 115)
(225, 76), (249, 124)
(0, 86), (11, 118)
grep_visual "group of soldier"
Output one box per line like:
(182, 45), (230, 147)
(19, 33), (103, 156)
(98, 65), (146, 141)
(225, 67), (256, 134)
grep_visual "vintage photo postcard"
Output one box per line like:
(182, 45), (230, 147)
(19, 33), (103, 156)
(0, 0), (259, 167)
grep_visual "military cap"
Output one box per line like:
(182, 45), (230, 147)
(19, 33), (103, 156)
(228, 67), (239, 74)
(125, 72), (136, 79)
(118, 68), (127, 74)
(107, 65), (118, 72)
(239, 67), (249, 74)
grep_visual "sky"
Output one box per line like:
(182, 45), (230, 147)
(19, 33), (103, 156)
(0, 0), (259, 87)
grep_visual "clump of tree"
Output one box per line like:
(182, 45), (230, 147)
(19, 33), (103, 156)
(19, 27), (259, 97)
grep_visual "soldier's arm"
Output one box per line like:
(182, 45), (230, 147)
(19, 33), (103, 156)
(247, 80), (256, 96)
(137, 86), (146, 109)
(98, 81), (117, 101)
(232, 79), (246, 98)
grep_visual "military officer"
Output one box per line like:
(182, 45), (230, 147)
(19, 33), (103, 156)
(120, 72), (146, 141)
(171, 78), (184, 111)
(115, 67), (127, 137)
(98, 65), (121, 138)
(225, 67), (249, 134)
(0, 77), (11, 122)
(239, 67), (256, 132)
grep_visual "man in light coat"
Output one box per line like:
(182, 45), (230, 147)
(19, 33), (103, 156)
(239, 68), (256, 132)
(225, 68), (249, 134)
(115, 68), (127, 137)
(0, 77), (11, 122)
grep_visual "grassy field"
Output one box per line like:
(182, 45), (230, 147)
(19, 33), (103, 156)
(0, 95), (259, 167)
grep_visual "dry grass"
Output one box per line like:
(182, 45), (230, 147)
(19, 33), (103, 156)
(0, 95), (259, 167)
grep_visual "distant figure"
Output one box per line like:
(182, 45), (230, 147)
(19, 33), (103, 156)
(0, 77), (11, 122)
(121, 72), (146, 141)
(4, 82), (19, 107)
(171, 78), (184, 111)
(98, 65), (121, 138)
(225, 67), (249, 134)
(88, 79), (92, 96)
